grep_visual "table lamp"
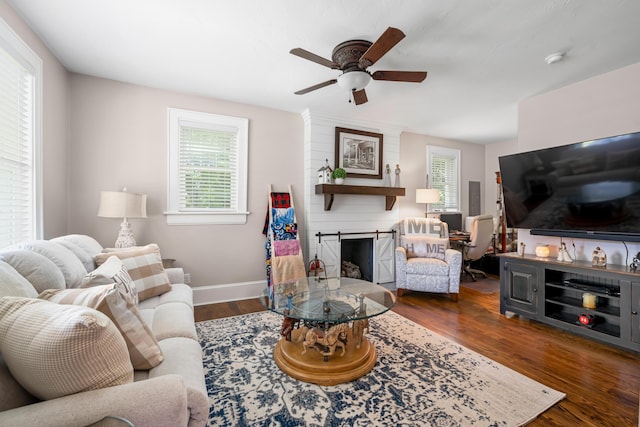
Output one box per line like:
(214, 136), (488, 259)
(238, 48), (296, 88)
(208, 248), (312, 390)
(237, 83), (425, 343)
(416, 188), (440, 216)
(98, 188), (147, 248)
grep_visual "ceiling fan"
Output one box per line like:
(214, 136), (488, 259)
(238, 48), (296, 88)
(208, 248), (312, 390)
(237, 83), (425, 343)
(290, 27), (427, 105)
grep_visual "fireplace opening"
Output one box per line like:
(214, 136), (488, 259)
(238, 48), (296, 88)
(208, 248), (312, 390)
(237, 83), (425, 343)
(340, 238), (373, 282)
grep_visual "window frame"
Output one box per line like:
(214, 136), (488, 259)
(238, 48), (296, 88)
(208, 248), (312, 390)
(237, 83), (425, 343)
(426, 145), (461, 212)
(166, 107), (249, 225)
(0, 17), (43, 247)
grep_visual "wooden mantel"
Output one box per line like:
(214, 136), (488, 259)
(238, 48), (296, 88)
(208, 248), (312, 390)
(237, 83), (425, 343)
(315, 184), (405, 211)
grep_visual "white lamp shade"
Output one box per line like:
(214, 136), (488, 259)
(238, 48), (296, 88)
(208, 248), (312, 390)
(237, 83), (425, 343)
(98, 191), (147, 219)
(337, 71), (371, 91)
(416, 188), (440, 204)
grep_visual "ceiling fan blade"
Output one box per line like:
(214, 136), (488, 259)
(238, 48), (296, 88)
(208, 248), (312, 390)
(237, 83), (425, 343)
(371, 70), (428, 82)
(294, 79), (338, 95)
(290, 48), (339, 69)
(359, 27), (405, 68)
(352, 89), (368, 105)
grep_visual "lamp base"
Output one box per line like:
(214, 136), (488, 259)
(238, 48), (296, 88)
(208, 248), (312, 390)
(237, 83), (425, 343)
(115, 220), (137, 248)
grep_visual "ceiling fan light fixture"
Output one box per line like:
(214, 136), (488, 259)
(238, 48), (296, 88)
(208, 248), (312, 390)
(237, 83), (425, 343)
(337, 71), (371, 91)
(545, 52), (565, 65)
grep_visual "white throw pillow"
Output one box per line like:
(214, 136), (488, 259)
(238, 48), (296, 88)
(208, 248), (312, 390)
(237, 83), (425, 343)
(82, 255), (138, 305)
(0, 296), (133, 400)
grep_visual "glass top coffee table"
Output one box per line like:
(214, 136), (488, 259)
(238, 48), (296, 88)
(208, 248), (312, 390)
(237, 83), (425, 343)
(260, 276), (396, 385)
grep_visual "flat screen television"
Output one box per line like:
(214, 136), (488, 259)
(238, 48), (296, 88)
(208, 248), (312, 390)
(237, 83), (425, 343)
(498, 131), (640, 242)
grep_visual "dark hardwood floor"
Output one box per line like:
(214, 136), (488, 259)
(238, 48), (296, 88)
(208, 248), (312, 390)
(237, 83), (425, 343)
(195, 277), (639, 426)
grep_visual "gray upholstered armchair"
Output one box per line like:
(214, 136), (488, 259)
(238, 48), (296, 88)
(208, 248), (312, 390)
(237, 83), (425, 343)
(395, 217), (462, 301)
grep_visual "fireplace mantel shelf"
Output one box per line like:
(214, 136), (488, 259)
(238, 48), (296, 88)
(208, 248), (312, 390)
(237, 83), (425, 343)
(315, 184), (405, 211)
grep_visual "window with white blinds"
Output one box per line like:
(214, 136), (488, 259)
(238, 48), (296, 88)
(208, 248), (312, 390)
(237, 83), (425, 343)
(0, 19), (42, 248)
(427, 146), (460, 212)
(167, 108), (248, 225)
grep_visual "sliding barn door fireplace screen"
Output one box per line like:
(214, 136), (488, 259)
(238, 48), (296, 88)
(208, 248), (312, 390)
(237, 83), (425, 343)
(313, 230), (396, 284)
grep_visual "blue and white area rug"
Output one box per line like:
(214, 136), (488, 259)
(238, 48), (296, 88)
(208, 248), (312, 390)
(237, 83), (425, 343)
(196, 310), (564, 426)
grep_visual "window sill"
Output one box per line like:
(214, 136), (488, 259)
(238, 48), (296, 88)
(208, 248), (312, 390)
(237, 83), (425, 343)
(164, 211), (249, 225)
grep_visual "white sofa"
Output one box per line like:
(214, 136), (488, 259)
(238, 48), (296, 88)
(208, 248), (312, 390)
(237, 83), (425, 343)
(0, 235), (208, 426)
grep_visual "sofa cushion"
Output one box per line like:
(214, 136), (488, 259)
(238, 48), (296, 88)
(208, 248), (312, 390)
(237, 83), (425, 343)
(0, 354), (37, 411)
(51, 234), (104, 273)
(39, 282), (163, 370)
(96, 244), (171, 302)
(0, 249), (66, 292)
(16, 240), (87, 288)
(137, 283), (193, 310)
(0, 296), (133, 400)
(139, 302), (197, 341)
(0, 261), (38, 299)
(401, 236), (448, 260)
(81, 255), (138, 304)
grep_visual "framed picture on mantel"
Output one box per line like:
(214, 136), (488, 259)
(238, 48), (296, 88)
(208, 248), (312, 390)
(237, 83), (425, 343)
(335, 127), (383, 179)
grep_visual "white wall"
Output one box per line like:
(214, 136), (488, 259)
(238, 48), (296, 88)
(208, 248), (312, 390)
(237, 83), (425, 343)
(492, 63), (640, 265)
(67, 74), (304, 289)
(484, 139), (517, 220)
(398, 132), (487, 221)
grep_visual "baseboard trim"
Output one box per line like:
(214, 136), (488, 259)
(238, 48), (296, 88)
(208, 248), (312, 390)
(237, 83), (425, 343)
(193, 280), (266, 306)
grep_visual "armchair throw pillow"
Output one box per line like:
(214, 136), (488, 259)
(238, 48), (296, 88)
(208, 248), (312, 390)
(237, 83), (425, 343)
(401, 217), (445, 237)
(401, 236), (448, 260)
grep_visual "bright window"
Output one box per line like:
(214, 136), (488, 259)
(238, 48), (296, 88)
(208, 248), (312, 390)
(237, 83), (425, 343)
(167, 108), (248, 225)
(427, 146), (460, 212)
(0, 18), (42, 247)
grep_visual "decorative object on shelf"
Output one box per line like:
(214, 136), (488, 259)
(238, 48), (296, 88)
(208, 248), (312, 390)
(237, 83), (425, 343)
(97, 188), (147, 248)
(383, 164), (392, 186)
(629, 252), (640, 271)
(519, 242), (526, 257)
(557, 242), (573, 263)
(591, 246), (607, 267)
(416, 188), (440, 216)
(582, 292), (597, 309)
(577, 313), (595, 327)
(535, 244), (550, 258)
(335, 127), (383, 179)
(317, 159), (333, 184)
(332, 167), (346, 184)
(394, 164), (401, 187)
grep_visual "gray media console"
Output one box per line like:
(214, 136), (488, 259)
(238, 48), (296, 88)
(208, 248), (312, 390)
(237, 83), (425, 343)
(499, 253), (639, 352)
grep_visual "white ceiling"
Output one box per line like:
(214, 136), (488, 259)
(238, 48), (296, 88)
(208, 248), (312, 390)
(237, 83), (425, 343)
(9, 0), (640, 144)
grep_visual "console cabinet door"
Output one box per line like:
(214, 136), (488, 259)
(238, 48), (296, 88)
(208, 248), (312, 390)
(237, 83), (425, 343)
(501, 261), (540, 317)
